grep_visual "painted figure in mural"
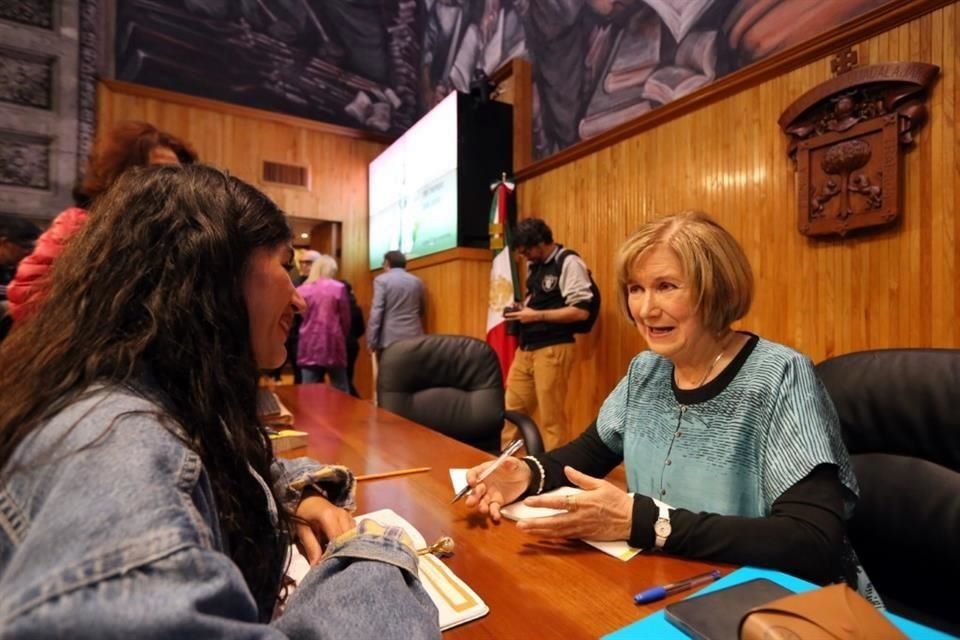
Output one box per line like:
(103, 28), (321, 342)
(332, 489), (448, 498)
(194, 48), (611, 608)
(421, 0), (525, 108)
(116, 0), (892, 151)
(522, 0), (742, 156)
(117, 0), (414, 133)
(448, 0), (525, 94)
(181, 0), (386, 78)
(422, 0), (470, 107)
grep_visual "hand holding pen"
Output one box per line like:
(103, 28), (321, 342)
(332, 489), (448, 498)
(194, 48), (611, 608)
(452, 439), (523, 503)
(456, 440), (529, 521)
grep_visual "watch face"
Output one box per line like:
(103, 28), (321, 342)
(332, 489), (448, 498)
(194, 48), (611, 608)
(654, 519), (672, 537)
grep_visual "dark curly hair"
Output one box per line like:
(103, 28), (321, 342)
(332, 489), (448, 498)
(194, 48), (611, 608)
(512, 217), (553, 248)
(0, 164), (292, 620)
(80, 121), (198, 202)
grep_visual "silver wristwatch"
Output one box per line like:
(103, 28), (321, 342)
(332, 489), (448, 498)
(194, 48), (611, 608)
(652, 498), (673, 550)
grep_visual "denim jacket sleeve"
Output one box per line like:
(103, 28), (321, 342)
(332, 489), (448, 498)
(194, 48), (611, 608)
(276, 526), (440, 639)
(0, 389), (436, 639)
(271, 457), (356, 512)
(3, 532), (439, 640)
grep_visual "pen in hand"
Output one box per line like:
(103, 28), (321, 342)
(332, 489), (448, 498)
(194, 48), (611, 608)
(633, 569), (721, 604)
(450, 439), (524, 504)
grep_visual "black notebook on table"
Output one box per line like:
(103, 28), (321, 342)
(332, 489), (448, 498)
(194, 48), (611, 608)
(664, 578), (794, 640)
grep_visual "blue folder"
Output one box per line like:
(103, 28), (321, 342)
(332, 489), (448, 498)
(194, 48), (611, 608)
(601, 567), (955, 640)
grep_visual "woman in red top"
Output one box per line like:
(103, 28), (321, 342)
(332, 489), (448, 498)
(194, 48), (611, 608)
(7, 121), (197, 322)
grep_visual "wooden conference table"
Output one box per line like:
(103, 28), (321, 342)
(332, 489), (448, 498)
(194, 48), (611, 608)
(275, 384), (726, 639)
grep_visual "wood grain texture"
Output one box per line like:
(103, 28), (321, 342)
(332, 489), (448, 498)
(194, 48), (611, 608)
(517, 3), (960, 435)
(275, 384), (729, 640)
(98, 81), (386, 398)
(402, 249), (492, 340)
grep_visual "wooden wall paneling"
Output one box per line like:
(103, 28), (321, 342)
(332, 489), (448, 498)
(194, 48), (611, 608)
(97, 81), (386, 398)
(397, 248), (491, 341)
(518, 3), (960, 435)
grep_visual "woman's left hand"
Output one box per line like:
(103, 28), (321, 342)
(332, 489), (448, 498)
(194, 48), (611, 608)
(516, 466), (634, 541)
(295, 492), (356, 565)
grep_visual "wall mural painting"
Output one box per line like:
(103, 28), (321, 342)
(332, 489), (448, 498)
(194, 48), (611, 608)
(502, 0), (895, 159)
(115, 0), (423, 135)
(115, 0), (895, 158)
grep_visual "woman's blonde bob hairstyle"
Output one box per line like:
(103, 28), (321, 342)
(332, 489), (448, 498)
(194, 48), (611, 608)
(616, 211), (754, 335)
(306, 254), (338, 283)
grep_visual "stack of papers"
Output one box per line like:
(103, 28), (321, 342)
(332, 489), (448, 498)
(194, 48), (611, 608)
(449, 469), (642, 562)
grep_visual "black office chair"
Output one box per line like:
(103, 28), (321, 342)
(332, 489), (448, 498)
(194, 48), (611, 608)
(377, 334), (544, 456)
(815, 349), (960, 635)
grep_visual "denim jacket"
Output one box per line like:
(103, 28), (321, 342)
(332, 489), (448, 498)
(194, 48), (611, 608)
(0, 387), (439, 639)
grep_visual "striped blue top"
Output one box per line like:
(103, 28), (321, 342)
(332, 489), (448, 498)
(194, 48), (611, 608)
(596, 336), (858, 517)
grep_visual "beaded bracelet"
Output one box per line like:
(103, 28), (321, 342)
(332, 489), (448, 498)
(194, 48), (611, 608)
(523, 455), (546, 495)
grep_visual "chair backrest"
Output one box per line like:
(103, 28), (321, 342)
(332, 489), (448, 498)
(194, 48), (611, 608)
(815, 349), (960, 634)
(378, 335), (505, 454)
(814, 348), (960, 472)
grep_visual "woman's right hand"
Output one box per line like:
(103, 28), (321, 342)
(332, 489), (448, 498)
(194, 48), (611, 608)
(464, 456), (532, 522)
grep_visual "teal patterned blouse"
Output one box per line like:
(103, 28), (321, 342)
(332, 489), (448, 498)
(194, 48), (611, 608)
(596, 335), (859, 518)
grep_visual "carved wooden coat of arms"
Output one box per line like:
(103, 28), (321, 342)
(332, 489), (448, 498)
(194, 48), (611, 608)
(779, 59), (938, 237)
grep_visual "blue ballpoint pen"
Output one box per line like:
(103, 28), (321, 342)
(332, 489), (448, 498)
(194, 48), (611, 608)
(450, 439), (524, 504)
(633, 569), (722, 604)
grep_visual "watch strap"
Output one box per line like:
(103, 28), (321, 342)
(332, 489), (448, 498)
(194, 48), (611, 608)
(652, 498), (673, 550)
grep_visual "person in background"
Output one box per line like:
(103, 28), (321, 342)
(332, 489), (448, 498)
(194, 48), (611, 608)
(465, 211), (876, 601)
(0, 164), (439, 638)
(341, 279), (365, 397)
(502, 217), (594, 450)
(0, 214), (41, 343)
(277, 250), (324, 384)
(296, 250), (322, 286)
(5, 121), (196, 322)
(367, 250), (425, 355)
(298, 252), (365, 396)
(297, 254), (352, 392)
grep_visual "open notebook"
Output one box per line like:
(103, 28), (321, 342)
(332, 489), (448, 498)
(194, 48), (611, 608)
(285, 508), (488, 631)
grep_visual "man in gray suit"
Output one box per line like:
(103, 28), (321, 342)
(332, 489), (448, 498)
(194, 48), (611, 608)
(367, 250), (426, 356)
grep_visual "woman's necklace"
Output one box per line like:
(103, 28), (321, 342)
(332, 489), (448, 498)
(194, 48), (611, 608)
(676, 335), (733, 389)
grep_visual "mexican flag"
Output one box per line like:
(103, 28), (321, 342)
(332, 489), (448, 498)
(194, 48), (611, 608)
(486, 177), (520, 382)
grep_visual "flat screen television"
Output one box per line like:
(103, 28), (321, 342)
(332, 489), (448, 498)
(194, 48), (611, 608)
(368, 91), (512, 269)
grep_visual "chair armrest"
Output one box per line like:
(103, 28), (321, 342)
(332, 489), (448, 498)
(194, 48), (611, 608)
(504, 410), (544, 456)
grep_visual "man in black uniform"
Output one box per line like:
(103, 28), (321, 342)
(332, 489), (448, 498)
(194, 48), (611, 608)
(503, 218), (594, 450)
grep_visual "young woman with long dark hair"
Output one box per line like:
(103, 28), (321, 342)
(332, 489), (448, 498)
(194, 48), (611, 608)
(0, 164), (438, 638)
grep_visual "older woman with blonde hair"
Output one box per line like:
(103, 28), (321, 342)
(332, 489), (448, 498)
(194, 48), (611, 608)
(464, 211), (874, 598)
(297, 254), (351, 391)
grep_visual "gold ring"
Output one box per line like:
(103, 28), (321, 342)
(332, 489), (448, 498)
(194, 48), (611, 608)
(565, 494), (578, 511)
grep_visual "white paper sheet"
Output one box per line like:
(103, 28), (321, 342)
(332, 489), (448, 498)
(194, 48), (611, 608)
(449, 468), (642, 562)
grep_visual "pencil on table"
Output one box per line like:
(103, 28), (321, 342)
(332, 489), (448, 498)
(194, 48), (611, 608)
(356, 467), (432, 481)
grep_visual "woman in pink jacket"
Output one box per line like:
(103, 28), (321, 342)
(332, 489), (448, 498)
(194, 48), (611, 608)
(7, 121), (196, 322)
(297, 255), (351, 392)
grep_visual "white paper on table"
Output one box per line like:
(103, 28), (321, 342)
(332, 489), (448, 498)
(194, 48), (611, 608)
(449, 468), (642, 562)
